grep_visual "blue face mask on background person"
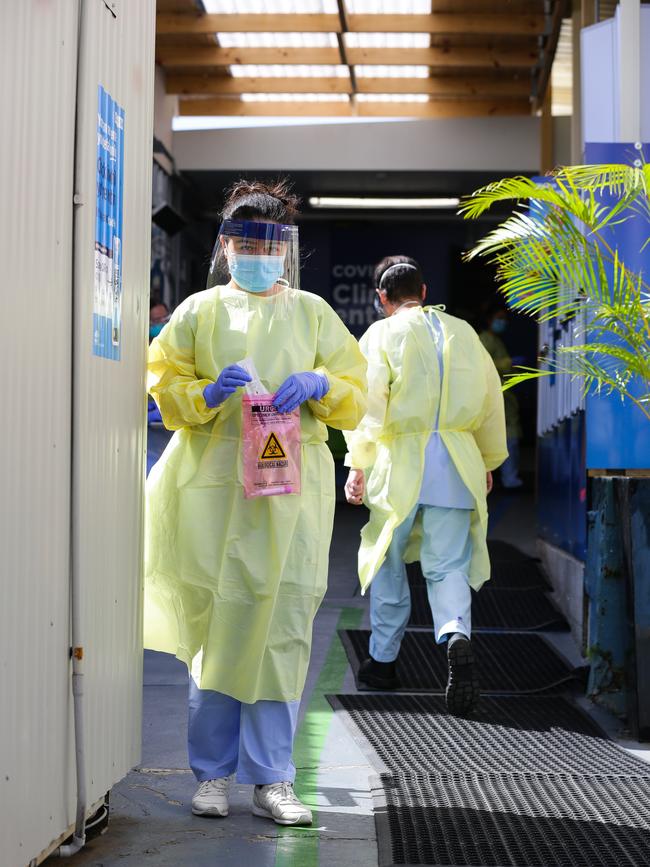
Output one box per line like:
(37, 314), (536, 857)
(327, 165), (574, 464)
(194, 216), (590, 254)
(491, 318), (507, 334)
(149, 323), (165, 340)
(228, 252), (286, 294)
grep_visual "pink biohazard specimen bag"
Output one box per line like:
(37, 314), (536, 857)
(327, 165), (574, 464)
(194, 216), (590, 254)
(241, 393), (301, 499)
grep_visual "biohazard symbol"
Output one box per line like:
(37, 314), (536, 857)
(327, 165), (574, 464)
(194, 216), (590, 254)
(260, 432), (286, 460)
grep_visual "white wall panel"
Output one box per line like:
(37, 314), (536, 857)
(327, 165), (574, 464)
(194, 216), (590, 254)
(0, 4), (77, 864)
(71, 0), (155, 817)
(174, 115), (541, 173)
(0, 1), (155, 864)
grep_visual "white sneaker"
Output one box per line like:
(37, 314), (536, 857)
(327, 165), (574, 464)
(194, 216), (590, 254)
(252, 781), (312, 826)
(192, 776), (230, 817)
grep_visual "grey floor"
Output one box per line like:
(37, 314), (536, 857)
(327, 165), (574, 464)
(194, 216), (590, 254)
(56, 482), (650, 867)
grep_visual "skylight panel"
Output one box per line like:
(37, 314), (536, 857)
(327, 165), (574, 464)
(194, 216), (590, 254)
(344, 1), (432, 12)
(218, 32), (339, 48)
(345, 33), (431, 49)
(230, 64), (350, 77)
(241, 92), (350, 102)
(355, 93), (429, 102)
(205, 1), (339, 12)
(355, 65), (429, 78)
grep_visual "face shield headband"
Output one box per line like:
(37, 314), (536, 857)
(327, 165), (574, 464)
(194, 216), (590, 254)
(208, 219), (300, 294)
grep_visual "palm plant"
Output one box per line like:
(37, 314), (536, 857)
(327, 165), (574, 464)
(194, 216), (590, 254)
(460, 162), (650, 421)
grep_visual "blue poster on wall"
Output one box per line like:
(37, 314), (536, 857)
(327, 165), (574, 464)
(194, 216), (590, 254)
(94, 85), (125, 361)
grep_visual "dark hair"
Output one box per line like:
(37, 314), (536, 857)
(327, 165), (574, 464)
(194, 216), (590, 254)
(149, 294), (169, 312)
(374, 255), (424, 303)
(221, 178), (300, 224)
(483, 298), (507, 326)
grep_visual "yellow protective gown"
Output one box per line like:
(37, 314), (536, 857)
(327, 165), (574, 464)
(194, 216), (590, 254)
(145, 285), (367, 703)
(344, 306), (507, 594)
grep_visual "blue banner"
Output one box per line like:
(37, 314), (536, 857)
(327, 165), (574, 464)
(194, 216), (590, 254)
(94, 85), (125, 361)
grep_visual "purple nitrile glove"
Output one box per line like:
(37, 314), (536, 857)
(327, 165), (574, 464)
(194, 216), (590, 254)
(204, 364), (252, 408)
(273, 372), (329, 414)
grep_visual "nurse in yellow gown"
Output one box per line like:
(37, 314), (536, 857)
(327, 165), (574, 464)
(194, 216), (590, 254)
(344, 255), (507, 715)
(145, 180), (366, 826)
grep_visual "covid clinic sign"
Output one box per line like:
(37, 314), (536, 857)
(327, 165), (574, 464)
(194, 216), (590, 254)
(331, 262), (376, 336)
(93, 85), (124, 361)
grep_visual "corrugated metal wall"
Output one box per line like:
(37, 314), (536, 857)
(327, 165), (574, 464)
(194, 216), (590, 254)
(0, 2), (155, 864)
(71, 0), (156, 830)
(0, 3), (78, 864)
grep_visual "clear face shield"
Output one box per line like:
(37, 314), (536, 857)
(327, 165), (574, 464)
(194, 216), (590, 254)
(207, 220), (300, 297)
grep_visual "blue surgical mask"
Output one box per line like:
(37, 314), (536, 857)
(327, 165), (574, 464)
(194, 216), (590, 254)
(373, 294), (386, 318)
(149, 323), (164, 340)
(228, 253), (286, 294)
(491, 318), (507, 334)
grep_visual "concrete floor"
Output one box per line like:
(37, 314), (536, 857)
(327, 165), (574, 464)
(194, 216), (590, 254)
(55, 480), (650, 867)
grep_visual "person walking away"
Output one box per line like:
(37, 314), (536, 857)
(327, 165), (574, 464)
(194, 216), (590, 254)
(479, 302), (523, 489)
(344, 256), (507, 715)
(145, 180), (367, 825)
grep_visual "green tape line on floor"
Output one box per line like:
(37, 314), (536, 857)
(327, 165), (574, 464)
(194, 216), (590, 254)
(274, 607), (363, 867)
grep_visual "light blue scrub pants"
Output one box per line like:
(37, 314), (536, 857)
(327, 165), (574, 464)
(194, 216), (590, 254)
(370, 505), (473, 663)
(188, 678), (300, 784)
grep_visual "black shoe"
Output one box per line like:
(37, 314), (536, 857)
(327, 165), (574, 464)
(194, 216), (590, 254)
(445, 634), (479, 716)
(358, 656), (400, 690)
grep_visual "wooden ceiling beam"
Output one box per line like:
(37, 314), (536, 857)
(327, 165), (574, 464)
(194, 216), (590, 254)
(158, 44), (537, 69)
(347, 13), (545, 35)
(166, 75), (354, 95)
(357, 76), (530, 97)
(346, 45), (538, 68)
(179, 98), (351, 117)
(156, 13), (342, 35)
(358, 99), (530, 118)
(156, 12), (545, 37)
(157, 46), (342, 66)
(178, 97), (530, 118)
(166, 73), (530, 99)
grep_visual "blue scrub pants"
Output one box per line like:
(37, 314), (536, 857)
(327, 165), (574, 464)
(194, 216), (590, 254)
(188, 679), (300, 784)
(370, 505), (473, 663)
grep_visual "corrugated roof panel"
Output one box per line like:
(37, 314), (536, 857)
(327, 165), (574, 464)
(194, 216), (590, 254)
(230, 63), (350, 76)
(356, 92), (429, 101)
(345, 32), (431, 48)
(345, 0), (432, 12)
(205, 0), (338, 12)
(355, 64), (430, 77)
(218, 31), (339, 47)
(241, 91), (350, 100)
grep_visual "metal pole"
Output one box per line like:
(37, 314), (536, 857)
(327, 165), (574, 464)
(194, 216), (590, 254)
(618, 0), (641, 142)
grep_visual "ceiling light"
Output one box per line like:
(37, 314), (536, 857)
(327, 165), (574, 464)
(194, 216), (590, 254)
(230, 64), (350, 77)
(355, 65), (430, 78)
(356, 93), (429, 102)
(217, 32), (339, 48)
(241, 92), (350, 102)
(345, 32), (431, 48)
(205, 1), (338, 12)
(345, 1), (432, 12)
(309, 196), (460, 209)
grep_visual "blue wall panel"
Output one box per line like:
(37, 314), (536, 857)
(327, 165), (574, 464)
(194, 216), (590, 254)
(584, 142), (650, 470)
(538, 412), (587, 560)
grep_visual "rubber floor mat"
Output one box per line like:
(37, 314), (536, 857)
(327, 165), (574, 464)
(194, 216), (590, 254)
(487, 539), (535, 562)
(407, 586), (568, 631)
(328, 693), (650, 777)
(407, 559), (551, 591)
(339, 630), (585, 694)
(372, 770), (650, 866)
